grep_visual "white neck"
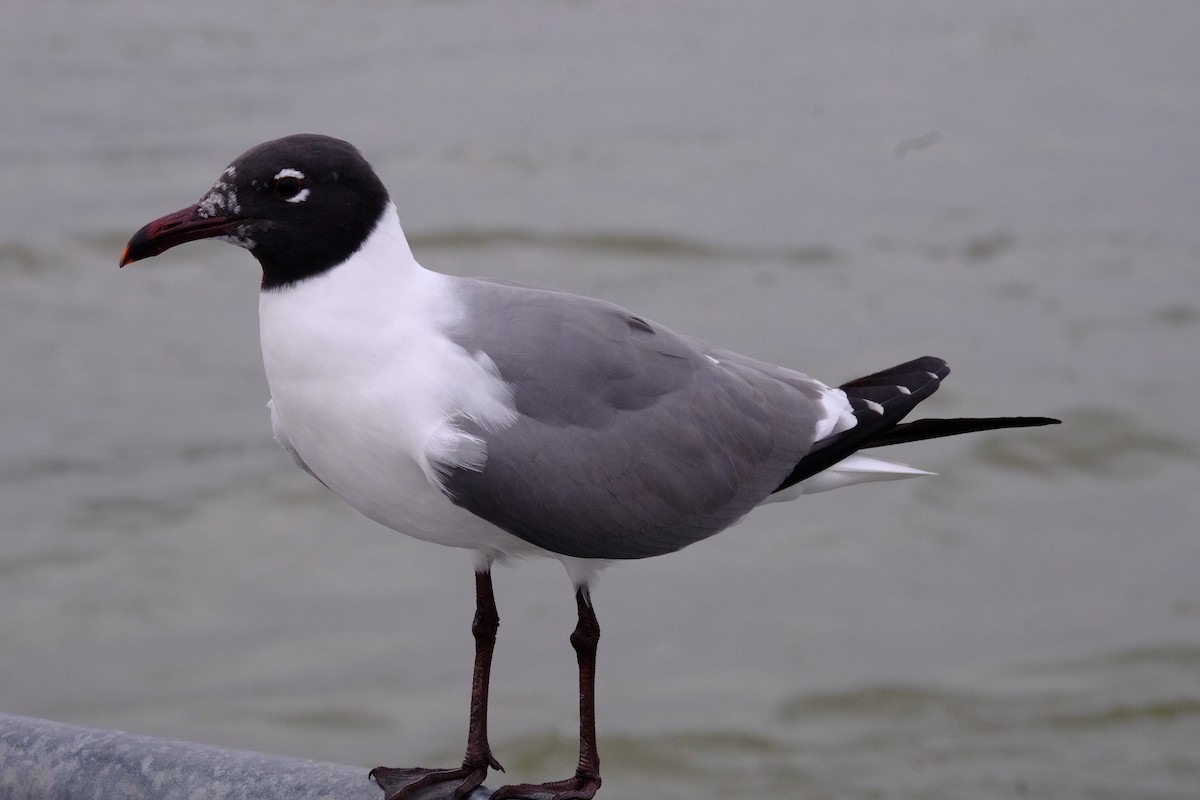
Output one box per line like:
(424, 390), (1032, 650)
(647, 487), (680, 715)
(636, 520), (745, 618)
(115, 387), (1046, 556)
(262, 202), (455, 327)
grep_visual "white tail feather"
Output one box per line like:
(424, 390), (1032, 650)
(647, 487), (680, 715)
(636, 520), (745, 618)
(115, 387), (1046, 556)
(765, 454), (934, 503)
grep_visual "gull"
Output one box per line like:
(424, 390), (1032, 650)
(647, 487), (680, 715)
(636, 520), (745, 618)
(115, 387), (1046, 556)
(121, 134), (1058, 800)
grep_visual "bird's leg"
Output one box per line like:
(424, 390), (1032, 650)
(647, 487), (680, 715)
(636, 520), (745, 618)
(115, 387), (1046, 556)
(372, 569), (504, 800)
(492, 587), (602, 800)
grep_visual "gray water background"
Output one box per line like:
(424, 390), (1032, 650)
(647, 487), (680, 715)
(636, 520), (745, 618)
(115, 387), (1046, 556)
(2, 3), (1199, 798)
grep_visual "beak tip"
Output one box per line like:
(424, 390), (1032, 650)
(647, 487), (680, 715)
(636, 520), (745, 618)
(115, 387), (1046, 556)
(118, 203), (238, 268)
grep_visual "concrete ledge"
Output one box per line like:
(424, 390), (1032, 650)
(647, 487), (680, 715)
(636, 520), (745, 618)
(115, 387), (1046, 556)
(0, 713), (490, 800)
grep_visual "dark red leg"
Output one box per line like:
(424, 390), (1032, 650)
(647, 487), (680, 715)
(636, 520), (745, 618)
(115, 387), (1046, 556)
(491, 587), (602, 800)
(372, 570), (504, 800)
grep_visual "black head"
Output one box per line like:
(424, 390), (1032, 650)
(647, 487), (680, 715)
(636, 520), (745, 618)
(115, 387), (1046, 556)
(121, 134), (390, 290)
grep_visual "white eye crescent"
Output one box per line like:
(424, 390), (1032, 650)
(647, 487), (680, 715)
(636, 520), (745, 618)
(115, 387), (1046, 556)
(272, 168), (310, 203)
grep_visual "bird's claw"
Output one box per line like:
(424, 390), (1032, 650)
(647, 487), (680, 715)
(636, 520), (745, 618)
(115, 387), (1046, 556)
(489, 772), (601, 800)
(371, 762), (493, 800)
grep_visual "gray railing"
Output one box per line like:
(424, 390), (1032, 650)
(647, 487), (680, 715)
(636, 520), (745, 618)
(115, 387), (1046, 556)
(0, 713), (490, 800)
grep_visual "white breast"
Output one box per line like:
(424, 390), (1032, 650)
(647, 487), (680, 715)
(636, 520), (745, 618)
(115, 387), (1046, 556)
(257, 205), (536, 560)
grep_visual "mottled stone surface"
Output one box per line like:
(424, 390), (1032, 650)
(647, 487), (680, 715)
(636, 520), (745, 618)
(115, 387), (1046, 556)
(0, 714), (490, 800)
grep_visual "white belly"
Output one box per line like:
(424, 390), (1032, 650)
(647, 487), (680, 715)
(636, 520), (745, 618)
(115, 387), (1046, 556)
(268, 385), (533, 557)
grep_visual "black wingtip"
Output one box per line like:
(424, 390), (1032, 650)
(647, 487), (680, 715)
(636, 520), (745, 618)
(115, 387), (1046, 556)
(772, 353), (1060, 495)
(863, 416), (1061, 449)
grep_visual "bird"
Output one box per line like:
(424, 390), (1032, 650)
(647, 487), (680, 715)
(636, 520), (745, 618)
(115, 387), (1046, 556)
(121, 134), (1059, 800)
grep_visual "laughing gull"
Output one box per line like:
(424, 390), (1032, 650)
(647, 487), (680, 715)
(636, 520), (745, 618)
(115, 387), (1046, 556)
(121, 134), (1059, 800)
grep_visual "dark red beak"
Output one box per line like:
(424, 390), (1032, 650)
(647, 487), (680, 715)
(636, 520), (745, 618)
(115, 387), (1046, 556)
(120, 204), (244, 267)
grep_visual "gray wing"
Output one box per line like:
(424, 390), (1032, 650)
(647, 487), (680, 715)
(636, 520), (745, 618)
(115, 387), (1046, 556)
(441, 278), (828, 559)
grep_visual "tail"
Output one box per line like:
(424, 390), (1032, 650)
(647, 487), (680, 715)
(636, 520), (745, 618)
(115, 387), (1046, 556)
(773, 356), (1059, 495)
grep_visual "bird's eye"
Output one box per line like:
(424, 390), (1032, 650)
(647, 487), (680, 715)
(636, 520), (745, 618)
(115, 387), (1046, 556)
(270, 168), (310, 203)
(273, 176), (303, 199)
